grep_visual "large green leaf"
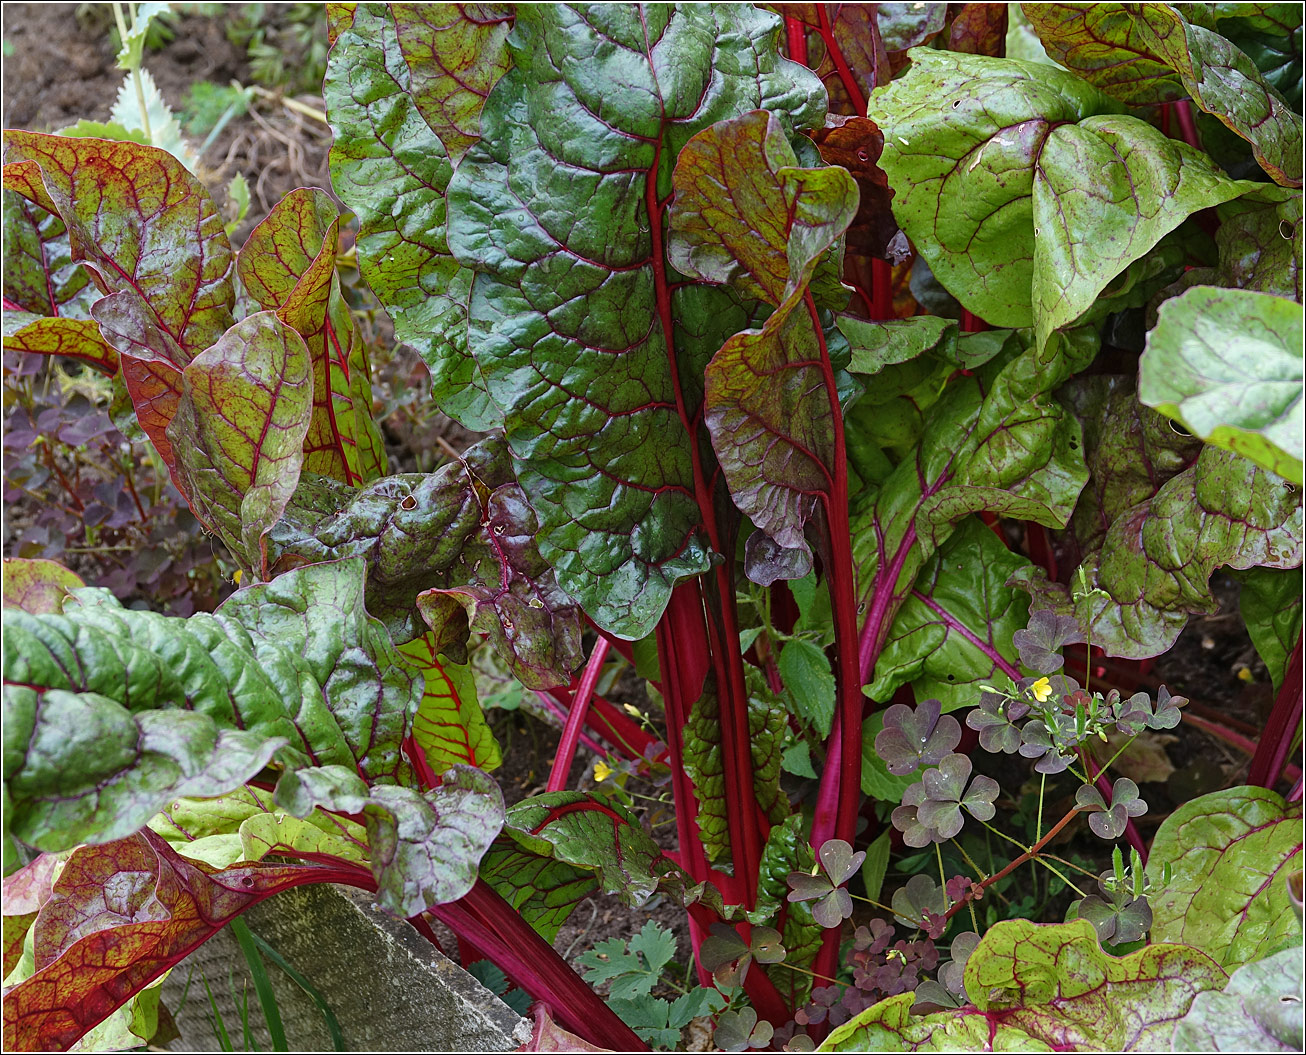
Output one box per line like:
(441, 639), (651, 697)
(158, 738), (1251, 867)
(1073, 445), (1302, 657)
(1171, 943), (1305, 1052)
(398, 631), (501, 773)
(324, 2), (500, 429)
(269, 437), (584, 686)
(238, 187), (388, 486)
(2, 133), (235, 474)
(273, 763), (503, 918)
(667, 109), (857, 580)
(821, 919), (1226, 1051)
(1147, 786), (1304, 971)
(1233, 567), (1303, 692)
(870, 51), (1259, 345)
(445, 4), (825, 638)
(1127, 3), (1303, 188)
(866, 518), (1030, 710)
(1140, 286), (1304, 486)
(478, 840), (598, 944)
(167, 311), (314, 574)
(2, 560), (421, 850)
(1212, 190), (1302, 303)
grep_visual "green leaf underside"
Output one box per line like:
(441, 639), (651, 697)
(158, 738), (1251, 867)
(820, 918), (1226, 1052)
(444, 4), (825, 638)
(269, 437), (584, 687)
(1140, 285), (1304, 486)
(1146, 786), (1304, 971)
(324, 3), (500, 430)
(870, 50), (1260, 344)
(2, 560), (420, 850)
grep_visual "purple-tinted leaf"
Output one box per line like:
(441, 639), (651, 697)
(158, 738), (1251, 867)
(1213, 189), (1302, 303)
(1013, 608), (1085, 674)
(1, 854), (60, 977)
(270, 437), (584, 686)
(3, 133), (236, 475)
(891, 874), (947, 933)
(1147, 786), (1303, 970)
(478, 841), (598, 944)
(1, 186), (94, 318)
(891, 781), (938, 849)
(699, 922), (753, 987)
(445, 5), (824, 637)
(1128, 4), (1302, 187)
(0, 558), (84, 615)
(875, 699), (961, 776)
(823, 919), (1227, 1051)
(947, 3), (1008, 56)
(323, 3), (501, 431)
(238, 188), (387, 486)
(668, 110), (857, 578)
(0, 831), (347, 1052)
(1112, 690), (1153, 734)
(1085, 778), (1147, 839)
(1018, 716), (1077, 774)
(915, 754), (997, 839)
(810, 117), (900, 265)
(1073, 869), (1153, 945)
(716, 1006), (773, 1052)
(1141, 285), (1303, 486)
(1073, 445), (1302, 658)
(1172, 944), (1304, 1052)
(273, 762), (504, 918)
(818, 839), (866, 887)
(391, 5), (513, 165)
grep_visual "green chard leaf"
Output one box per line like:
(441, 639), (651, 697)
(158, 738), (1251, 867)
(167, 311), (313, 575)
(0, 559), (84, 616)
(1171, 943), (1305, 1052)
(1146, 786), (1304, 971)
(870, 50), (1261, 346)
(1233, 567), (1303, 692)
(820, 918), (1226, 1052)
(1212, 190), (1302, 303)
(478, 840), (598, 944)
(398, 631), (501, 773)
(2, 560), (420, 851)
(238, 187), (387, 486)
(1140, 285), (1303, 486)
(445, 3), (825, 638)
(2, 133), (235, 476)
(269, 436), (584, 687)
(324, 2), (503, 430)
(667, 108), (857, 581)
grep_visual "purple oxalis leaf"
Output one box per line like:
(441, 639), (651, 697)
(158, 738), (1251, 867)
(876, 699), (961, 775)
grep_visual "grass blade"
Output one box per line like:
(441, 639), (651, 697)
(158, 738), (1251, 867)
(230, 916), (288, 1051)
(248, 929), (348, 1051)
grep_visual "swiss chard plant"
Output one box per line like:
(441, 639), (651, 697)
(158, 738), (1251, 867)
(2, 3), (1303, 1052)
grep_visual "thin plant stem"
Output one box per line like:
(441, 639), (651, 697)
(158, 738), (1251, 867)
(1040, 853), (1100, 882)
(1036, 772), (1046, 842)
(114, 3), (153, 143)
(1032, 857), (1088, 899)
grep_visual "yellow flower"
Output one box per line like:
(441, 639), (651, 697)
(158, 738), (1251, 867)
(1030, 677), (1053, 703)
(233, 569), (243, 585)
(623, 703), (642, 718)
(593, 760), (614, 782)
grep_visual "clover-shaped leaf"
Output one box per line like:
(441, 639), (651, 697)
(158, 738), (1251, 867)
(1112, 690), (1152, 735)
(914, 929), (981, 1010)
(787, 839), (865, 928)
(966, 690), (1029, 754)
(1012, 609), (1085, 673)
(715, 1007), (773, 1051)
(1018, 715), (1077, 774)
(890, 780), (938, 848)
(1077, 778), (1147, 839)
(1072, 870), (1153, 944)
(916, 754), (1000, 840)
(1149, 685), (1187, 730)
(891, 873), (947, 933)
(699, 922), (787, 989)
(818, 838), (866, 886)
(875, 699), (961, 775)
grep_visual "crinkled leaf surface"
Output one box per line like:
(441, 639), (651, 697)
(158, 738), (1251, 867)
(1147, 786), (1304, 971)
(1, 558), (84, 615)
(2, 314), (118, 375)
(3, 559), (420, 849)
(2, 133), (235, 474)
(820, 919), (1226, 1052)
(238, 187), (386, 485)
(1213, 190), (1302, 303)
(1127, 3), (1303, 187)
(1234, 567), (1303, 692)
(167, 311), (313, 572)
(478, 840), (597, 944)
(270, 437), (583, 684)
(1073, 445), (1302, 657)
(445, 3), (825, 638)
(1141, 285), (1303, 486)
(870, 51), (1259, 343)
(273, 763), (503, 918)
(1171, 942), (1305, 1052)
(324, 3), (500, 430)
(0, 830), (340, 1052)
(668, 109), (857, 576)
(867, 519), (1030, 709)
(398, 631), (500, 773)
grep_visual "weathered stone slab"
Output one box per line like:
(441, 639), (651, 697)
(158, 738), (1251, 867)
(161, 883), (528, 1052)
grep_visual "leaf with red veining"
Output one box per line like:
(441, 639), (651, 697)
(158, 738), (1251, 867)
(2, 133), (235, 474)
(668, 110), (857, 578)
(444, 4), (825, 638)
(2, 854), (61, 977)
(325, 2), (356, 44)
(392, 4), (513, 165)
(1, 831), (343, 1052)
(270, 437), (584, 685)
(2, 315), (118, 374)
(416, 477), (585, 691)
(167, 311), (313, 573)
(947, 3), (1008, 57)
(823, 919), (1227, 1051)
(238, 188), (387, 485)
(479, 840), (598, 943)
(810, 117), (898, 263)
(324, 3), (496, 430)
(0, 558), (85, 615)
(398, 630), (501, 773)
